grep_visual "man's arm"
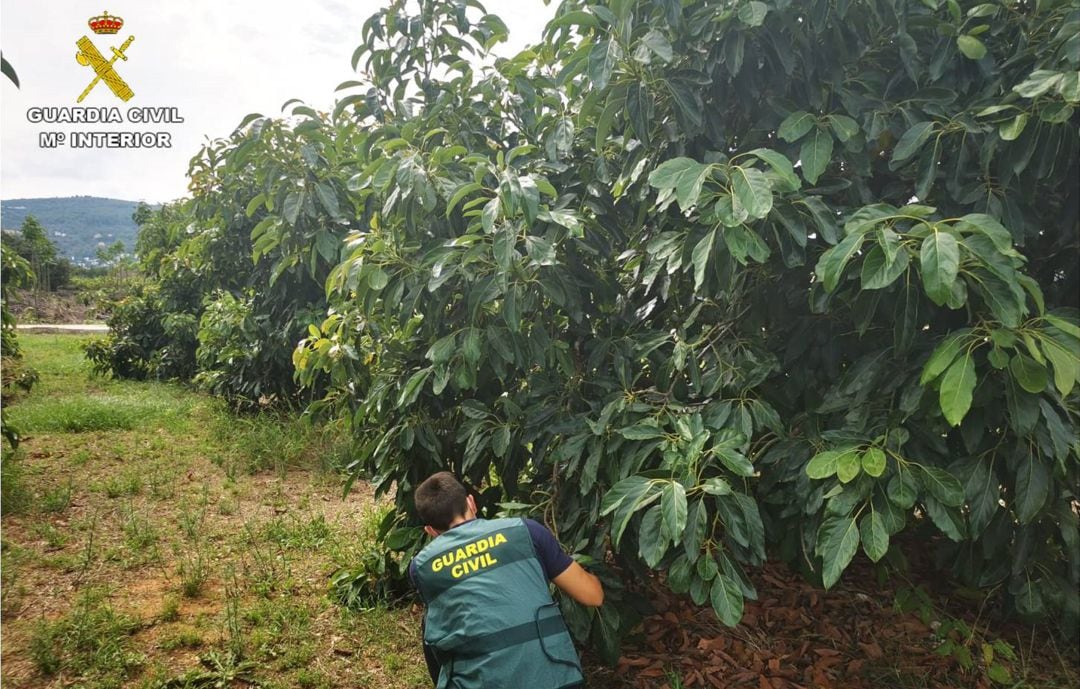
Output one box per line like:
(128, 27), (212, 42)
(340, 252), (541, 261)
(524, 519), (605, 607)
(552, 560), (604, 607)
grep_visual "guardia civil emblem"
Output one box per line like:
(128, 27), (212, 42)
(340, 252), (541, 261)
(75, 11), (134, 103)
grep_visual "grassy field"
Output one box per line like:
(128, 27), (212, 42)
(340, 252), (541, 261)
(1, 334), (430, 689)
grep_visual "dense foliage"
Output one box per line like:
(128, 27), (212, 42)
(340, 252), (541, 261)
(1, 243), (36, 447)
(99, 0), (1080, 654)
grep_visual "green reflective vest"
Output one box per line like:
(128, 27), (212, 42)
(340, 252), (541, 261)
(413, 518), (584, 689)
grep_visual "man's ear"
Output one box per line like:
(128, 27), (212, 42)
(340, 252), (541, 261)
(465, 494), (477, 517)
(423, 525), (440, 538)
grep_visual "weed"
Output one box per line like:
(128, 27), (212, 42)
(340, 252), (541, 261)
(1, 450), (31, 515)
(28, 588), (144, 685)
(178, 502), (207, 542)
(1, 543), (27, 616)
(243, 521), (293, 597)
(223, 566), (245, 661)
(76, 512), (100, 580)
(159, 628), (204, 651)
(177, 542), (210, 598)
(121, 503), (161, 557)
(279, 643), (316, 670)
(158, 650), (259, 689)
(295, 667), (331, 689)
(30, 521), (69, 549)
(101, 468), (142, 498)
(71, 448), (92, 466)
(217, 496), (238, 515)
(40, 480), (73, 513)
(148, 466), (178, 500)
(264, 513), (332, 550)
(160, 595), (181, 622)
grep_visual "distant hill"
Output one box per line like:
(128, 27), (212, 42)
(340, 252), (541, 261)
(1, 196), (158, 266)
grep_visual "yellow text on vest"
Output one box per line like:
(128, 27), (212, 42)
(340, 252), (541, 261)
(430, 532), (508, 578)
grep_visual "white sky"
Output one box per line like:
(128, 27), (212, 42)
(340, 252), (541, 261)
(0, 1), (557, 203)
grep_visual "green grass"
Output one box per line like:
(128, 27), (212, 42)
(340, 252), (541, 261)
(0, 335), (433, 689)
(2, 335), (198, 435)
(29, 587), (145, 687)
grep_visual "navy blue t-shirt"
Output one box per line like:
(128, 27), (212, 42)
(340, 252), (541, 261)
(408, 518), (572, 588)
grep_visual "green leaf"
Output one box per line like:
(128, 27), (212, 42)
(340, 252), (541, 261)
(939, 351), (976, 427)
(426, 333), (457, 364)
(806, 450), (841, 479)
(692, 230), (716, 290)
(710, 574), (744, 626)
(817, 516), (860, 588)
(525, 236), (556, 266)
(777, 111), (815, 142)
(715, 447), (754, 477)
(920, 230), (960, 305)
(737, 1), (768, 27)
(747, 148), (800, 191)
(661, 482), (688, 545)
(815, 231), (865, 292)
(398, 368), (431, 406)
(730, 166), (774, 220)
(836, 449), (861, 483)
(956, 214), (1012, 252)
(891, 121), (935, 165)
(315, 182), (340, 218)
(799, 128), (833, 184)
(600, 475), (650, 516)
(987, 663), (1011, 684)
(860, 244), (909, 290)
(641, 29), (673, 63)
(1009, 353), (1047, 393)
(826, 114), (860, 143)
(999, 113), (1028, 141)
(367, 266), (388, 290)
(648, 158), (712, 211)
(956, 35), (987, 60)
(888, 472), (918, 509)
(1013, 70), (1064, 98)
(446, 182), (484, 218)
(588, 39), (620, 90)
(619, 422), (666, 440)
(920, 331), (970, 384)
(1041, 337), (1078, 397)
(861, 448), (886, 478)
(918, 466), (964, 507)
(702, 477), (732, 496)
(283, 191), (303, 225)
(859, 512), (889, 562)
(1015, 458), (1049, 524)
(638, 505), (668, 567)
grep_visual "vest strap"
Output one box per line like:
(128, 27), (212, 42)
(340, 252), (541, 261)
(453, 614), (569, 658)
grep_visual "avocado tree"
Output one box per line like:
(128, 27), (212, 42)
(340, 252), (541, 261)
(292, 0), (1079, 653)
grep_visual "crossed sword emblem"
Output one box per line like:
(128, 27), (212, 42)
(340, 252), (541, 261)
(75, 34), (134, 102)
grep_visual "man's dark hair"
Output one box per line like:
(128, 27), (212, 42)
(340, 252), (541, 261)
(415, 472), (468, 531)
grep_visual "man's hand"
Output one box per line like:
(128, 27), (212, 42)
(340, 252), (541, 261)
(552, 561), (604, 607)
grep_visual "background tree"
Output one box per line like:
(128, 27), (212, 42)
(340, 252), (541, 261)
(6, 215), (71, 292)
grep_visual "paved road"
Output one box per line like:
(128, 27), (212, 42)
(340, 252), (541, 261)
(15, 323), (109, 333)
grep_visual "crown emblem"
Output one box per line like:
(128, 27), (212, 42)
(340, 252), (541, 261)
(88, 11), (124, 35)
